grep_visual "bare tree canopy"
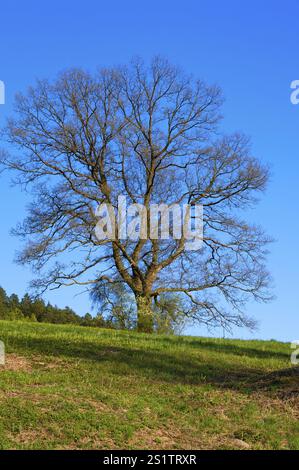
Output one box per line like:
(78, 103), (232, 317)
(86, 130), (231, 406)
(0, 57), (272, 332)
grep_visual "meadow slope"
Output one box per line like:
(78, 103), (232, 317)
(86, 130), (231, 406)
(0, 320), (298, 450)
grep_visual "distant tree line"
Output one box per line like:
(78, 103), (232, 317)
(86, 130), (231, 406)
(0, 285), (186, 334)
(0, 286), (109, 328)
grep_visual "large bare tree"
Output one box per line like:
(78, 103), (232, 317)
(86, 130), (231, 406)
(0, 58), (271, 332)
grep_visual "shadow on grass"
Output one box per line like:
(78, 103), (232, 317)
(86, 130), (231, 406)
(4, 333), (297, 396)
(142, 336), (290, 361)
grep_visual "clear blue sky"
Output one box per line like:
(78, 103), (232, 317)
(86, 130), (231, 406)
(0, 0), (298, 341)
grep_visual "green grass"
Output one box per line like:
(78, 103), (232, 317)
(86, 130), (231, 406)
(0, 320), (298, 450)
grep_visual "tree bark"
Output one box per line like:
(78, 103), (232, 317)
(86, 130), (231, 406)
(136, 294), (153, 333)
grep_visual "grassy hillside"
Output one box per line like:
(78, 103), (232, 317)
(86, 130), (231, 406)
(0, 320), (298, 450)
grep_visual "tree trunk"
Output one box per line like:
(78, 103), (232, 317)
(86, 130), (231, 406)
(136, 294), (153, 333)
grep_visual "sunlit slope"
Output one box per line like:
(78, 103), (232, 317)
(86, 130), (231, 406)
(0, 321), (297, 449)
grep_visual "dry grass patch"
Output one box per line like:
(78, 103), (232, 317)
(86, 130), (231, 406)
(9, 428), (53, 447)
(1, 354), (32, 372)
